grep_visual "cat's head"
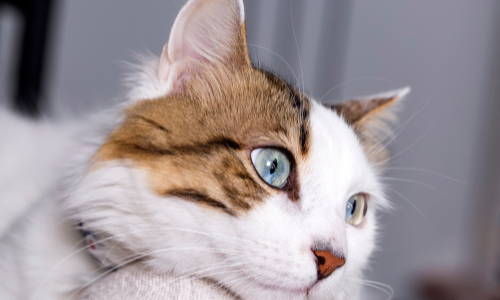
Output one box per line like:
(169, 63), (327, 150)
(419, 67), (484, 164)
(65, 0), (408, 299)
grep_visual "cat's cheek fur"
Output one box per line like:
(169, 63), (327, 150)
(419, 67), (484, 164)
(63, 161), (234, 271)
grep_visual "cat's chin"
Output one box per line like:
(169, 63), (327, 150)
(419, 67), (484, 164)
(207, 274), (306, 300)
(234, 285), (336, 300)
(252, 276), (314, 295)
(258, 277), (350, 300)
(235, 286), (309, 300)
(215, 274), (347, 300)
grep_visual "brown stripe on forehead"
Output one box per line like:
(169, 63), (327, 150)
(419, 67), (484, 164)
(109, 137), (240, 157)
(125, 136), (240, 156)
(106, 112), (242, 157)
(256, 67), (311, 155)
(135, 115), (171, 134)
(289, 86), (310, 154)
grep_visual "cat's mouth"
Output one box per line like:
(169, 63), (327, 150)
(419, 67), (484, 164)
(306, 280), (323, 295)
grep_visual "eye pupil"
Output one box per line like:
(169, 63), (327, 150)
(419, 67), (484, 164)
(269, 159), (278, 174)
(351, 199), (357, 214)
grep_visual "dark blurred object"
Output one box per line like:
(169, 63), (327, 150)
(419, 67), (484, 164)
(417, 270), (500, 300)
(416, 210), (500, 300)
(0, 0), (55, 117)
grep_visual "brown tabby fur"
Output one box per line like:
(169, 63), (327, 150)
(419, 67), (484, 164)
(94, 63), (311, 216)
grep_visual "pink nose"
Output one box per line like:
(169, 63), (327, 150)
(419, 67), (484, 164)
(313, 250), (345, 279)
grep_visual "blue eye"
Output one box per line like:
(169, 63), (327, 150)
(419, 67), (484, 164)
(345, 193), (368, 226)
(251, 148), (291, 188)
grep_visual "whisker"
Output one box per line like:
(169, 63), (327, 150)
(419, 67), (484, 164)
(367, 91), (433, 160)
(102, 240), (121, 265)
(157, 226), (259, 246)
(386, 187), (430, 222)
(30, 236), (88, 300)
(367, 106), (423, 160)
(374, 125), (432, 168)
(347, 278), (394, 300)
(319, 77), (398, 103)
(247, 43), (301, 90)
(81, 222), (257, 248)
(290, 0), (305, 95)
(379, 177), (443, 195)
(384, 166), (467, 184)
(84, 246), (247, 282)
(361, 282), (394, 300)
(68, 255), (143, 299)
(69, 247), (247, 299)
(33, 225), (251, 299)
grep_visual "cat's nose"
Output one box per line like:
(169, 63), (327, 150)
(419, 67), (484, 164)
(313, 250), (345, 280)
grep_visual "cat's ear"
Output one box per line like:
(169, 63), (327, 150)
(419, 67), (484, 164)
(158, 0), (251, 84)
(330, 87), (410, 166)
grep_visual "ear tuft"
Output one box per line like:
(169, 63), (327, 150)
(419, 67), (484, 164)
(331, 87), (410, 125)
(330, 87), (410, 167)
(158, 0), (250, 85)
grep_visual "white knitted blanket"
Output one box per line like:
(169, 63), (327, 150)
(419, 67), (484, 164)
(78, 264), (238, 300)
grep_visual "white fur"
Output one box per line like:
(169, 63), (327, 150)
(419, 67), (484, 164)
(0, 99), (388, 300)
(125, 51), (172, 103)
(0, 0), (394, 299)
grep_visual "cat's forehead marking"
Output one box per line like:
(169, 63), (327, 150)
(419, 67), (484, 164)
(256, 68), (310, 154)
(94, 65), (311, 215)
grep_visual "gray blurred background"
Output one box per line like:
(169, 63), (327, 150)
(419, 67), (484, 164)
(1, 0), (500, 299)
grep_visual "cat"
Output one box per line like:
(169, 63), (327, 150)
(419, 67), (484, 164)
(0, 0), (409, 299)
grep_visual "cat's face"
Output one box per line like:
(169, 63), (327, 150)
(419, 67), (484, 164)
(66, 0), (407, 299)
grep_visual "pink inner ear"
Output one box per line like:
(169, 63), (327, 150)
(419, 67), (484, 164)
(180, 29), (222, 64)
(165, 0), (243, 67)
(184, 36), (212, 62)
